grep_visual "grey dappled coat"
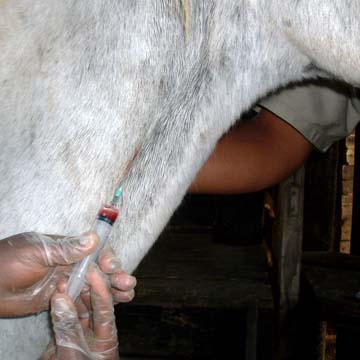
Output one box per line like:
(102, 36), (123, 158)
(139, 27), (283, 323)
(0, 1), (359, 358)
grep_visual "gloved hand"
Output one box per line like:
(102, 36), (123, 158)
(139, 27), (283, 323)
(0, 232), (136, 317)
(97, 242), (136, 304)
(41, 264), (119, 360)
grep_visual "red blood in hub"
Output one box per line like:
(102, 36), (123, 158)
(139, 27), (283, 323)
(98, 205), (119, 222)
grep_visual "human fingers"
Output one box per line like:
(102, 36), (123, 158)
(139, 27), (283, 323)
(111, 288), (135, 304)
(50, 293), (90, 359)
(98, 244), (136, 300)
(76, 294), (92, 330)
(40, 339), (56, 360)
(87, 264), (118, 344)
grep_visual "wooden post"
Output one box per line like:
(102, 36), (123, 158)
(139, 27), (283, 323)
(351, 125), (360, 254)
(273, 166), (305, 359)
(246, 305), (258, 360)
(276, 166), (305, 319)
(337, 125), (360, 360)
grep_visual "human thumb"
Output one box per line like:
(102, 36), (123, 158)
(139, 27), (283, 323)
(50, 294), (87, 354)
(43, 232), (99, 266)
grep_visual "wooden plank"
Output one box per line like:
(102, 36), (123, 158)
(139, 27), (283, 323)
(302, 263), (360, 322)
(138, 233), (270, 279)
(351, 124), (360, 254)
(272, 167), (306, 360)
(117, 304), (269, 359)
(116, 231), (274, 359)
(130, 232), (273, 309)
(302, 251), (360, 271)
(130, 277), (272, 310)
(274, 166), (305, 318)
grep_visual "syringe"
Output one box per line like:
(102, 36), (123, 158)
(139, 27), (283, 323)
(66, 186), (123, 300)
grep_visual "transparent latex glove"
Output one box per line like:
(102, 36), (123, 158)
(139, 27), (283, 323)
(41, 264), (119, 360)
(97, 242), (136, 304)
(0, 232), (136, 317)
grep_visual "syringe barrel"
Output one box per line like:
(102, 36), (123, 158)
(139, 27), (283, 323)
(66, 218), (113, 300)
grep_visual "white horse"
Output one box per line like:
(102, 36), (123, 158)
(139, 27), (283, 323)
(0, 1), (359, 358)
